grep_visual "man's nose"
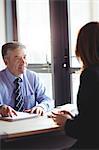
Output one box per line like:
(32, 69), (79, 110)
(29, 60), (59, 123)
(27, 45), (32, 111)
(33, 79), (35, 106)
(20, 57), (26, 63)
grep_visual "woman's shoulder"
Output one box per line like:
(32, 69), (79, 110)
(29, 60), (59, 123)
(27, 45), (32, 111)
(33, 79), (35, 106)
(81, 64), (99, 80)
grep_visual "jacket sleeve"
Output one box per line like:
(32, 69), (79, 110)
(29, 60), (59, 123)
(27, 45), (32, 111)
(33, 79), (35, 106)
(65, 69), (99, 139)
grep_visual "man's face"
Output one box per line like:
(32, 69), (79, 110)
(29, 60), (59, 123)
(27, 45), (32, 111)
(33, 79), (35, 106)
(4, 48), (27, 76)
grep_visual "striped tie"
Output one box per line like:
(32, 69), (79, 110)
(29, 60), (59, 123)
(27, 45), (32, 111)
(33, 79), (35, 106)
(14, 78), (24, 111)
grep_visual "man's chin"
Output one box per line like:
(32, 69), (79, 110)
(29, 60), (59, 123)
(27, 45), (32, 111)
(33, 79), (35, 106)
(19, 68), (26, 75)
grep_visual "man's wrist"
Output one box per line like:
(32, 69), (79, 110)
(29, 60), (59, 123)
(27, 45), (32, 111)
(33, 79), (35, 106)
(0, 105), (3, 108)
(0, 105), (3, 114)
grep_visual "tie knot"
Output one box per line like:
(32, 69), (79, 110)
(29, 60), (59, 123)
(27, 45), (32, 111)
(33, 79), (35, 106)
(14, 77), (22, 84)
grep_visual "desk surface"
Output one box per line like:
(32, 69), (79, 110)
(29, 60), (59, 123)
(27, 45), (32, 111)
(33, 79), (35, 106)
(0, 115), (61, 140)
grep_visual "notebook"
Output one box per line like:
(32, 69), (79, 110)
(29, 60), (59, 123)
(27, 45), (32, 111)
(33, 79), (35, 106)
(0, 111), (38, 121)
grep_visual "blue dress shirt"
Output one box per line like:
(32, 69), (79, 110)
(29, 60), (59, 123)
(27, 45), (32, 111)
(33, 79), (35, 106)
(0, 68), (54, 111)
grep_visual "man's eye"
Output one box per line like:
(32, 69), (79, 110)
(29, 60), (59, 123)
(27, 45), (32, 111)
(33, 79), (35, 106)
(24, 56), (26, 59)
(15, 56), (19, 59)
(16, 57), (20, 60)
(15, 57), (21, 61)
(15, 55), (26, 60)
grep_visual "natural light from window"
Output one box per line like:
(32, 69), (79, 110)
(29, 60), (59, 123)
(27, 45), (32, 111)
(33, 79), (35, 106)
(16, 0), (52, 99)
(68, 0), (99, 104)
(16, 0), (51, 64)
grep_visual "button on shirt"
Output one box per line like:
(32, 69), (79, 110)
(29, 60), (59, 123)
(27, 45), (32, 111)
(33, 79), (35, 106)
(0, 68), (54, 111)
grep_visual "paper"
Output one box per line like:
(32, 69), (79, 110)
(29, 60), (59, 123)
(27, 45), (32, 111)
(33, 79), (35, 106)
(56, 104), (78, 117)
(0, 111), (38, 121)
(47, 103), (78, 117)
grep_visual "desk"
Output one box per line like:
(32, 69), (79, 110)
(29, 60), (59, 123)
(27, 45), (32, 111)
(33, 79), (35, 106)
(0, 115), (61, 139)
(0, 115), (76, 149)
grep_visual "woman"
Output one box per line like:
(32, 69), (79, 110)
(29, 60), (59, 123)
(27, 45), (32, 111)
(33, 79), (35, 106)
(52, 22), (99, 149)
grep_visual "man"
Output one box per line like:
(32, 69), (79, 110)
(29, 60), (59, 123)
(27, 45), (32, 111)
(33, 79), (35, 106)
(0, 41), (54, 117)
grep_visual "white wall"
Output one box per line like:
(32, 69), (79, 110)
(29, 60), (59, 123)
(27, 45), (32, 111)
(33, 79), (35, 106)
(0, 0), (6, 70)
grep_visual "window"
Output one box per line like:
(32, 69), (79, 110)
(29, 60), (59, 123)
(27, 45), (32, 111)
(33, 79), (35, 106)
(16, 0), (52, 99)
(68, 0), (99, 104)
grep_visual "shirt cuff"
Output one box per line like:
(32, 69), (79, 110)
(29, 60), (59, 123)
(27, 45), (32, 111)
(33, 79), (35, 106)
(37, 103), (48, 111)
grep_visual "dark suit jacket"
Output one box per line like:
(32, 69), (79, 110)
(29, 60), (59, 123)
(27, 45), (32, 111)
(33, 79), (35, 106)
(65, 64), (99, 148)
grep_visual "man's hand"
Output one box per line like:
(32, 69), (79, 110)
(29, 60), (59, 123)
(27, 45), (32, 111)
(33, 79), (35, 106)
(24, 106), (45, 116)
(0, 104), (17, 117)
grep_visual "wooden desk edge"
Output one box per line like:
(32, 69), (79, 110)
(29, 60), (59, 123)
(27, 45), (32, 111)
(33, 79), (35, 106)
(1, 126), (63, 141)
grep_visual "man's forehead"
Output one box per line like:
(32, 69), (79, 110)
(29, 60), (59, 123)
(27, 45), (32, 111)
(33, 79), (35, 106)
(14, 48), (26, 52)
(8, 48), (26, 54)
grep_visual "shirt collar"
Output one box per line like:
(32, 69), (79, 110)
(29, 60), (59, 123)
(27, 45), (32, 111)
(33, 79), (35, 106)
(5, 68), (23, 83)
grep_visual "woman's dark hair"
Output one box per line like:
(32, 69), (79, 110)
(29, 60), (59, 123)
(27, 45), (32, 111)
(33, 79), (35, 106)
(1, 41), (26, 59)
(75, 22), (99, 68)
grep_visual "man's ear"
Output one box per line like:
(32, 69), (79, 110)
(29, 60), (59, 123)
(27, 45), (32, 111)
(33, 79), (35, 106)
(4, 56), (8, 65)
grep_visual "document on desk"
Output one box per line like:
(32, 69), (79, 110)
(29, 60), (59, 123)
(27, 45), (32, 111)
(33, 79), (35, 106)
(56, 103), (78, 117)
(47, 103), (78, 117)
(0, 111), (38, 121)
